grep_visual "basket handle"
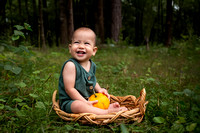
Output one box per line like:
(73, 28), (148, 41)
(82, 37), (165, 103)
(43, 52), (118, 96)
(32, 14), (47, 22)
(140, 88), (146, 102)
(139, 88), (146, 115)
(52, 90), (59, 108)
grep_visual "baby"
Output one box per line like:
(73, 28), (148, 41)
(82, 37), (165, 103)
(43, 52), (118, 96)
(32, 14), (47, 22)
(59, 27), (127, 115)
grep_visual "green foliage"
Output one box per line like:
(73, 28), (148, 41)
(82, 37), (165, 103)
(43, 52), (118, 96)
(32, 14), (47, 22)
(120, 123), (129, 133)
(12, 23), (32, 41)
(153, 117), (166, 124)
(0, 38), (200, 132)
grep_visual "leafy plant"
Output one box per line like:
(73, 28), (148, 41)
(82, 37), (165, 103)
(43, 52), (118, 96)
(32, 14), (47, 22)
(12, 23), (32, 41)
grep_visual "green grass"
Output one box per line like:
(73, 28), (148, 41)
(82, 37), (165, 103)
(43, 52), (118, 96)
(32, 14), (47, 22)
(0, 39), (200, 132)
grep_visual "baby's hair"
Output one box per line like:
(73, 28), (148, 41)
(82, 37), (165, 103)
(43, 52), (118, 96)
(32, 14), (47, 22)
(71, 27), (97, 46)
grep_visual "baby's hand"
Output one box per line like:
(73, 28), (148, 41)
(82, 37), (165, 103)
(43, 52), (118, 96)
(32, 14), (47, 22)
(98, 88), (110, 99)
(87, 100), (98, 106)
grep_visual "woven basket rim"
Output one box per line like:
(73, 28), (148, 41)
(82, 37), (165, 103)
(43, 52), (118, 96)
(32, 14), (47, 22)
(52, 88), (148, 125)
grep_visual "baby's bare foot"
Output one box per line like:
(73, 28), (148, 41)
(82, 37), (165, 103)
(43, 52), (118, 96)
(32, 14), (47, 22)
(108, 102), (120, 109)
(119, 106), (128, 111)
(108, 102), (128, 113)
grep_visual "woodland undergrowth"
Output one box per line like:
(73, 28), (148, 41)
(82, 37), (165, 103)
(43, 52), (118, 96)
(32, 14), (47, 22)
(0, 37), (200, 132)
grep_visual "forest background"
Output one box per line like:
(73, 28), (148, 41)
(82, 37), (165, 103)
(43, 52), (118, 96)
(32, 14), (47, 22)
(0, 0), (200, 132)
(0, 0), (199, 48)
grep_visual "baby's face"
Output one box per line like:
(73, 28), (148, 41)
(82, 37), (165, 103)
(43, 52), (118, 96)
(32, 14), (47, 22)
(72, 30), (96, 47)
(69, 30), (97, 63)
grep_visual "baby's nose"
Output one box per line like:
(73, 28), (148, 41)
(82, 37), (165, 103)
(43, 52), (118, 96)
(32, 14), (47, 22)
(78, 43), (84, 48)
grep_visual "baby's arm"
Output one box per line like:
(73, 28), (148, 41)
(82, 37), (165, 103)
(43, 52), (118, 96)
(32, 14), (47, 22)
(63, 62), (87, 102)
(95, 83), (110, 99)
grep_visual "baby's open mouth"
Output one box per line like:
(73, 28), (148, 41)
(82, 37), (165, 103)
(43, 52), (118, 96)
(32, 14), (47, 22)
(77, 51), (86, 54)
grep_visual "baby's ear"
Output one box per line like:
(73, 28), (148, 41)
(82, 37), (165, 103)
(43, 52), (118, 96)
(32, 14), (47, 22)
(69, 44), (72, 53)
(92, 46), (98, 56)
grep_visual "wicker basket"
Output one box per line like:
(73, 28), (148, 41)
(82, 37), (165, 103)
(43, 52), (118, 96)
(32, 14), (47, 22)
(52, 88), (148, 125)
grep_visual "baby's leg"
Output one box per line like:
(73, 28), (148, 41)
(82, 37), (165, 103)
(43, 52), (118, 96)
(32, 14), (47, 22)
(71, 100), (108, 115)
(70, 100), (127, 115)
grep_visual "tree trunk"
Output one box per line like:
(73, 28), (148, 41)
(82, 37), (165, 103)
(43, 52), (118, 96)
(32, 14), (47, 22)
(157, 0), (162, 42)
(145, 37), (149, 51)
(165, 0), (173, 47)
(67, 0), (74, 43)
(0, 0), (7, 33)
(143, 0), (156, 50)
(25, 0), (30, 24)
(8, 0), (13, 31)
(18, 0), (21, 17)
(161, 0), (164, 40)
(135, 0), (144, 46)
(0, 0), (7, 15)
(32, 0), (39, 47)
(111, 0), (121, 43)
(43, 0), (51, 47)
(39, 0), (46, 50)
(193, 0), (200, 36)
(54, 0), (59, 47)
(59, 0), (68, 46)
(95, 0), (104, 44)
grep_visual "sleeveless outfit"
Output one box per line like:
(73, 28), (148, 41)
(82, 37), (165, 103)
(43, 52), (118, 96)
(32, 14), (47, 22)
(58, 58), (97, 113)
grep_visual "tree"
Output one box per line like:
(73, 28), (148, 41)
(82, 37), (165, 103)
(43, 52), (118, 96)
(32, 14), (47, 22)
(111, 0), (122, 42)
(0, 0), (7, 17)
(157, 0), (164, 43)
(67, 0), (74, 43)
(18, 0), (22, 17)
(59, 0), (68, 46)
(95, 0), (104, 44)
(134, 0), (145, 46)
(54, 0), (59, 47)
(39, 0), (46, 50)
(25, 0), (30, 24)
(142, 0), (157, 50)
(43, 0), (50, 46)
(31, 0), (39, 47)
(165, 0), (173, 47)
(0, 0), (7, 34)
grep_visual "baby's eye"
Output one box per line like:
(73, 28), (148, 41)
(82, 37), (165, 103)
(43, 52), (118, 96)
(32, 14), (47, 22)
(85, 42), (90, 45)
(74, 41), (79, 44)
